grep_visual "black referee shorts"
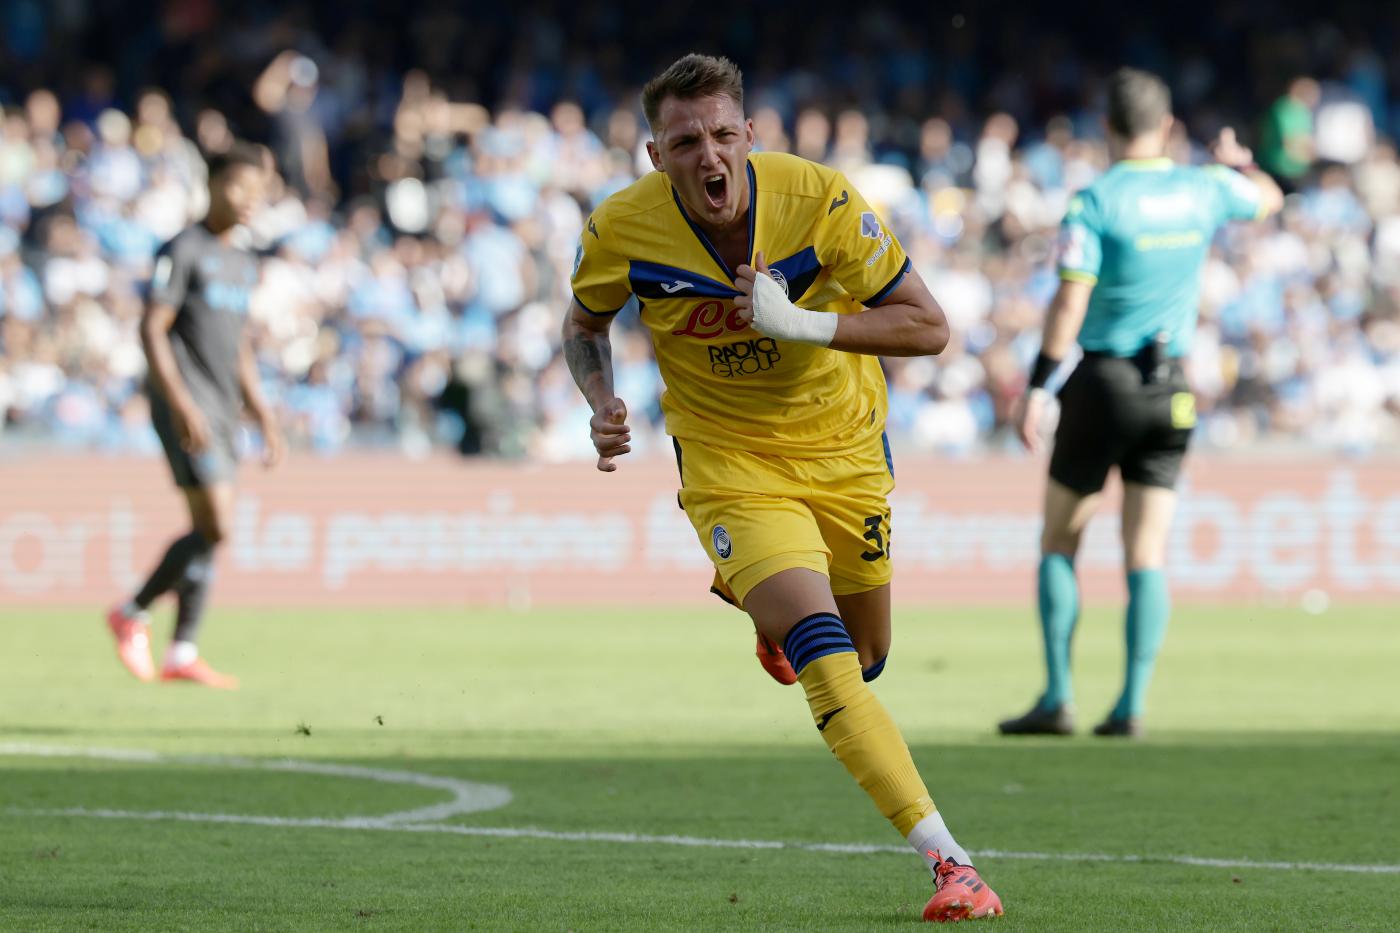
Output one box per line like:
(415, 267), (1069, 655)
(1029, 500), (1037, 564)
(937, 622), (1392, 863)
(1048, 351), (1196, 496)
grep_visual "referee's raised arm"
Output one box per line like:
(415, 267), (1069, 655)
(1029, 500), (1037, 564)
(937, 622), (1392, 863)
(1211, 126), (1285, 218)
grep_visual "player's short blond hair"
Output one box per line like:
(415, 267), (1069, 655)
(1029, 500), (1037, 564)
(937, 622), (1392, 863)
(1107, 67), (1171, 139)
(642, 54), (744, 132)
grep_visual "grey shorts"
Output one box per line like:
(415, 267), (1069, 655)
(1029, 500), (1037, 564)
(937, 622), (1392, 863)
(150, 393), (238, 489)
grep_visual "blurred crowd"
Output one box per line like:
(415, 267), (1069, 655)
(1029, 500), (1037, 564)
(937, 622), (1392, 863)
(1, 2), (1398, 459)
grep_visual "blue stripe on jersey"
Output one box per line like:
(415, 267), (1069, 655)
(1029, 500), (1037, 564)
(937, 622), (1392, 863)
(783, 612), (854, 675)
(769, 246), (823, 303)
(881, 430), (894, 477)
(746, 160), (757, 267)
(864, 256), (911, 306)
(627, 261), (740, 300)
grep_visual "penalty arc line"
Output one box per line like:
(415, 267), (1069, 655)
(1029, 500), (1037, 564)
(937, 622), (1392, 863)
(3, 744), (1398, 876)
(0, 742), (513, 821)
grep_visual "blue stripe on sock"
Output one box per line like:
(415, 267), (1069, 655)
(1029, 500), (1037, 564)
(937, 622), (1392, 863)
(862, 656), (887, 682)
(784, 623), (848, 654)
(784, 620), (848, 644)
(788, 634), (854, 662)
(783, 613), (854, 675)
(787, 640), (854, 676)
(783, 626), (850, 660)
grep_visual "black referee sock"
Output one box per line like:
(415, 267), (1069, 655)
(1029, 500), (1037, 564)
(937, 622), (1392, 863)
(133, 531), (212, 610)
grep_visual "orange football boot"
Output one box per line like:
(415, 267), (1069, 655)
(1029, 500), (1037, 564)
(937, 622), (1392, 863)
(106, 606), (155, 682)
(755, 632), (798, 685)
(161, 657), (239, 690)
(923, 854), (1004, 922)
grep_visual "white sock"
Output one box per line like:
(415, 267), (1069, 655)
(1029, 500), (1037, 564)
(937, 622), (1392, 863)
(908, 811), (973, 873)
(165, 640), (198, 668)
(122, 600), (150, 623)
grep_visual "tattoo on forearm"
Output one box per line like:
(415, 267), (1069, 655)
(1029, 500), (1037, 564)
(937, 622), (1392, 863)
(564, 331), (610, 392)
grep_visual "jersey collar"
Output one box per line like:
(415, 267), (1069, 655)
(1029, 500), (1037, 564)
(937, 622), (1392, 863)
(669, 159), (757, 282)
(1117, 157), (1174, 171)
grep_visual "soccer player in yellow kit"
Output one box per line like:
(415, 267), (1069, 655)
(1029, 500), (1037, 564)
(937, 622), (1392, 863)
(562, 54), (1002, 922)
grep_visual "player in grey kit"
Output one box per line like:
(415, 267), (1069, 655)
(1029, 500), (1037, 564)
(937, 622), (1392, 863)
(106, 144), (282, 688)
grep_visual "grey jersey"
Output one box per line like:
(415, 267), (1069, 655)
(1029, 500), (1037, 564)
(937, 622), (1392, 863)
(148, 224), (259, 423)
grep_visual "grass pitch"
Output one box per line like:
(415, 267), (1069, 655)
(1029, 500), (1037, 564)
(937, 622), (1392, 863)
(2, 602), (1398, 931)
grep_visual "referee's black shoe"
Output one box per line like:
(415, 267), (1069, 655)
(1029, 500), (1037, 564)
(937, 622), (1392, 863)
(1092, 716), (1144, 739)
(997, 703), (1074, 736)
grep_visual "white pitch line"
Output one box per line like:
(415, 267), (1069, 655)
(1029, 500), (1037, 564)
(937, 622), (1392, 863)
(0, 743), (162, 762)
(0, 742), (512, 822)
(9, 806), (1400, 876)
(4, 743), (1398, 876)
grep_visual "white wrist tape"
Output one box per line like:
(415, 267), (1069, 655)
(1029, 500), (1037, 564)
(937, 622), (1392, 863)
(750, 271), (838, 347)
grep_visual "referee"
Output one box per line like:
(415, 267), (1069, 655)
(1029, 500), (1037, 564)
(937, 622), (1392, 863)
(998, 68), (1282, 738)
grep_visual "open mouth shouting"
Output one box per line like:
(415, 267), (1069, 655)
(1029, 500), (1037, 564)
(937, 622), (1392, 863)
(702, 173), (728, 211)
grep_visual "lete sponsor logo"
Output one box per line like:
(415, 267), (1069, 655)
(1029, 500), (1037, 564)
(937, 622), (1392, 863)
(671, 300), (748, 339)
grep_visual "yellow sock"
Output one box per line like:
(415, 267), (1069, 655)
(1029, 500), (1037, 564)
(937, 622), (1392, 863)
(797, 651), (936, 836)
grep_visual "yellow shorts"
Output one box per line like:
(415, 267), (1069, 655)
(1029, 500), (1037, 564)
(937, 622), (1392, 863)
(673, 433), (895, 607)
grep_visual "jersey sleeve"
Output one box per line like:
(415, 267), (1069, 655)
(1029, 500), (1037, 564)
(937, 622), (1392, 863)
(1204, 164), (1265, 224)
(1056, 191), (1102, 285)
(813, 174), (911, 306)
(570, 213), (632, 315)
(150, 235), (192, 308)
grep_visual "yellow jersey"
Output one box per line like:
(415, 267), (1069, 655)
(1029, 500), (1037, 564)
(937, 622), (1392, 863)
(570, 151), (911, 458)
